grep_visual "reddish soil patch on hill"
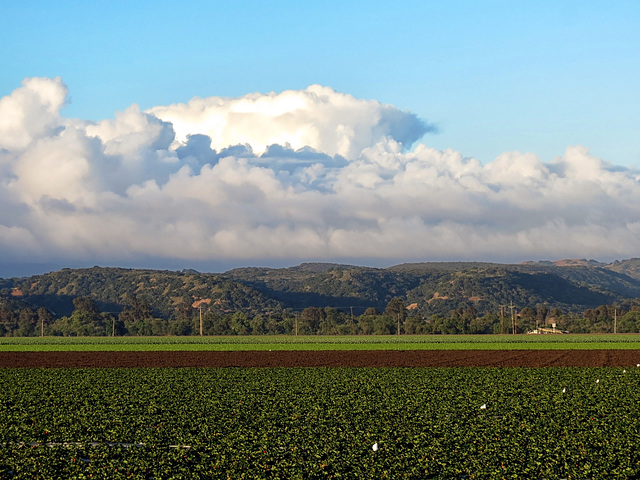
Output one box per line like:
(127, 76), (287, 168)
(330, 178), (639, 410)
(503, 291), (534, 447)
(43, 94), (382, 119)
(1, 350), (640, 368)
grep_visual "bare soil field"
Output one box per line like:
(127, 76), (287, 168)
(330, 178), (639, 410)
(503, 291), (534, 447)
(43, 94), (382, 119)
(1, 350), (640, 368)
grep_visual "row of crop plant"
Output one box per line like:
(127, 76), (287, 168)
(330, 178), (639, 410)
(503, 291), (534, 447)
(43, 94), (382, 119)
(1, 367), (640, 477)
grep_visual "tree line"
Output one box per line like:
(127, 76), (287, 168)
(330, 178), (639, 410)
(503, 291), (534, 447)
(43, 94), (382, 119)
(3, 295), (640, 336)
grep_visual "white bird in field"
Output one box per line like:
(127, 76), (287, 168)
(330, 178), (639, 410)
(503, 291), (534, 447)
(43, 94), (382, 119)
(623, 370), (626, 373)
(480, 404), (487, 410)
(372, 443), (378, 452)
(562, 387), (566, 393)
(596, 379), (600, 383)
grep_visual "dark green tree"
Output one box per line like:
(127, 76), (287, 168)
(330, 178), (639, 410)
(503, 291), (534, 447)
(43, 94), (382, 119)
(300, 307), (326, 334)
(210, 314), (231, 335)
(230, 312), (251, 335)
(17, 308), (36, 337)
(66, 297), (104, 336)
(373, 315), (395, 335)
(404, 315), (427, 334)
(250, 314), (267, 335)
(36, 307), (53, 336)
(385, 297), (406, 335)
(119, 295), (154, 335)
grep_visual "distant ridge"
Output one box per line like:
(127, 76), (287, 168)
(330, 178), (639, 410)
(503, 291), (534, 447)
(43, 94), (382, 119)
(521, 259), (606, 267)
(290, 262), (359, 272)
(3, 259), (640, 322)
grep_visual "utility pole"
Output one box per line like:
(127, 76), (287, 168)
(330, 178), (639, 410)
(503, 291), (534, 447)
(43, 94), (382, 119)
(510, 302), (516, 335)
(350, 306), (355, 335)
(614, 307), (617, 334)
(199, 304), (203, 336)
(500, 305), (505, 334)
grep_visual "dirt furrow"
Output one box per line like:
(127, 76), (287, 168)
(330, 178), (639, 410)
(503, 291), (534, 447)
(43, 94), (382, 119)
(2, 350), (640, 368)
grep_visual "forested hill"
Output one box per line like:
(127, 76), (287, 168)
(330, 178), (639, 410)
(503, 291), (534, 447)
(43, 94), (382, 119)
(0, 267), (281, 319)
(224, 259), (640, 317)
(3, 259), (640, 323)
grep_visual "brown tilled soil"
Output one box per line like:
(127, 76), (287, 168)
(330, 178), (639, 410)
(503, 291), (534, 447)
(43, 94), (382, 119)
(1, 350), (640, 368)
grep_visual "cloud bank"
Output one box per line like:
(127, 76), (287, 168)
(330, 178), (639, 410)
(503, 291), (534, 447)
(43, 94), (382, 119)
(1, 77), (639, 273)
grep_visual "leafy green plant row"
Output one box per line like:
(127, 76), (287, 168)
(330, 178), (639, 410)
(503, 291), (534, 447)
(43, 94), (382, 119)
(3, 334), (640, 351)
(1, 367), (640, 478)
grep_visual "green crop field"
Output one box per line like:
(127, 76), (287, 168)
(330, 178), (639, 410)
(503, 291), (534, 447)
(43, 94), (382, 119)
(1, 367), (639, 478)
(2, 334), (640, 351)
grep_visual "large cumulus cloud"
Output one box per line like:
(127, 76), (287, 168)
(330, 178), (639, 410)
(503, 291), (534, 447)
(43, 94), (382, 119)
(149, 84), (433, 158)
(1, 77), (640, 272)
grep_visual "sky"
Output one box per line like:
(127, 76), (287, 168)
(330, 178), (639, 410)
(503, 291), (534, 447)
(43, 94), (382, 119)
(1, 1), (639, 277)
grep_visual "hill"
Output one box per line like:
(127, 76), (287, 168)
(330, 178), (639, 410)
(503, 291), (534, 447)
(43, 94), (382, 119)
(1, 267), (281, 318)
(2, 259), (640, 327)
(223, 260), (640, 318)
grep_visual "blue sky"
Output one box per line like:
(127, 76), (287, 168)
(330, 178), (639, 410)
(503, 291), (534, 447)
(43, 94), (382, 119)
(3, 0), (638, 166)
(1, 1), (640, 276)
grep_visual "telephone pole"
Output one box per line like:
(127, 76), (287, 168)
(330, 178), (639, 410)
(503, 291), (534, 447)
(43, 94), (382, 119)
(510, 302), (516, 335)
(350, 306), (355, 335)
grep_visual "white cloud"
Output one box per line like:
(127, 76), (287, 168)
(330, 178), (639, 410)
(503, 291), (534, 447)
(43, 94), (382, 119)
(148, 84), (432, 158)
(2, 77), (640, 272)
(12, 128), (97, 206)
(0, 77), (68, 151)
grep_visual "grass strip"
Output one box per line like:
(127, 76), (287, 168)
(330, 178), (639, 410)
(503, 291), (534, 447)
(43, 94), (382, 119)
(1, 334), (640, 351)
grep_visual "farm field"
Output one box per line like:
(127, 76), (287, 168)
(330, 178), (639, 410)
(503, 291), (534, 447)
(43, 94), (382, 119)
(3, 336), (640, 478)
(1, 367), (640, 478)
(2, 334), (640, 351)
